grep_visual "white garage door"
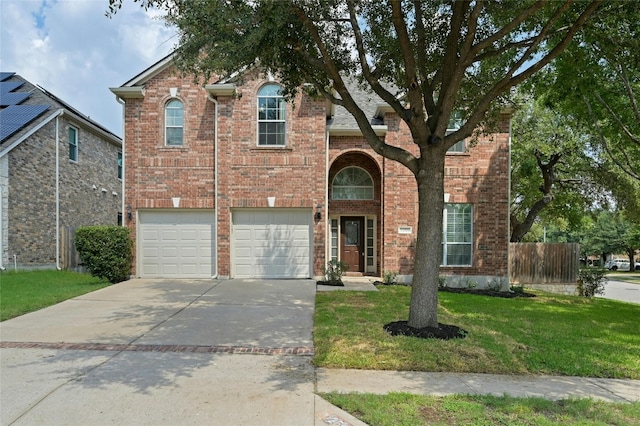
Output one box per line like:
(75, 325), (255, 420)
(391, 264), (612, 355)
(138, 210), (215, 278)
(232, 209), (311, 278)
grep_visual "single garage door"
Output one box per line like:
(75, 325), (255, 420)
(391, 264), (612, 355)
(232, 209), (311, 278)
(138, 210), (215, 278)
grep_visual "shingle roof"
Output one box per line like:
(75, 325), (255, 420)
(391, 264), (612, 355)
(329, 77), (402, 130)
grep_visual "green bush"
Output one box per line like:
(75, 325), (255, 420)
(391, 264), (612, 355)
(324, 260), (349, 284)
(382, 270), (398, 285)
(75, 226), (133, 283)
(577, 267), (608, 297)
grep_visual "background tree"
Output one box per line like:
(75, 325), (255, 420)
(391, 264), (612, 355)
(540, 1), (640, 183)
(109, 0), (602, 329)
(510, 93), (604, 242)
(586, 211), (640, 270)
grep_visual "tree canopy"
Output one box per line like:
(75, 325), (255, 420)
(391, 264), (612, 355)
(109, 0), (604, 329)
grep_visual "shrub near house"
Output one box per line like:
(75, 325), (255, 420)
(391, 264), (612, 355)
(75, 226), (132, 283)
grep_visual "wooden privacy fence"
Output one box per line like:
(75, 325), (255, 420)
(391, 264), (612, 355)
(510, 243), (580, 286)
(60, 226), (83, 271)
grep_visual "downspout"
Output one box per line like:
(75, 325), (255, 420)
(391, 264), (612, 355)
(507, 114), (512, 288)
(206, 93), (219, 279)
(116, 96), (125, 225)
(55, 114), (61, 270)
(324, 128), (330, 279)
(0, 187), (4, 270)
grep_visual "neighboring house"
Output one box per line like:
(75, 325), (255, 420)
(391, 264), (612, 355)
(0, 72), (122, 270)
(110, 56), (510, 286)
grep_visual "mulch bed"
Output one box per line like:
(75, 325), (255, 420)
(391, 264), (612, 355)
(316, 280), (344, 287)
(438, 287), (536, 298)
(383, 321), (468, 339)
(380, 285), (535, 340)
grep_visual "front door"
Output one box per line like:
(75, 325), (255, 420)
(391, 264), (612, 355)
(340, 216), (364, 273)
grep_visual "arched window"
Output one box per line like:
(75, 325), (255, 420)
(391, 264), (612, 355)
(257, 84), (286, 146)
(165, 99), (183, 146)
(332, 167), (374, 200)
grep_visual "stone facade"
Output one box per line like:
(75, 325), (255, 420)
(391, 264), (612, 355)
(1, 115), (121, 268)
(115, 61), (510, 283)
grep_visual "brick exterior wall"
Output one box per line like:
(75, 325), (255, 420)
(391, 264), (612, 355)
(3, 117), (121, 267)
(122, 65), (510, 282)
(122, 69), (327, 277)
(327, 113), (510, 281)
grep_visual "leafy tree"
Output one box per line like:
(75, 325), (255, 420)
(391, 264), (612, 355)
(109, 0), (602, 328)
(587, 211), (640, 269)
(539, 1), (640, 183)
(510, 93), (604, 242)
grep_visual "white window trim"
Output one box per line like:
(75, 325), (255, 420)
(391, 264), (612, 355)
(446, 111), (467, 154)
(257, 84), (286, 147)
(165, 98), (184, 146)
(441, 204), (473, 267)
(331, 166), (375, 200)
(68, 125), (78, 163)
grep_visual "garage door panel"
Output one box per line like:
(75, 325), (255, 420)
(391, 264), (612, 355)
(138, 210), (215, 278)
(232, 209), (311, 278)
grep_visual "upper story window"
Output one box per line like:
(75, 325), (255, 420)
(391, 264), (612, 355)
(257, 84), (286, 146)
(442, 203), (473, 266)
(165, 99), (184, 146)
(447, 111), (466, 153)
(332, 167), (374, 200)
(68, 126), (78, 162)
(117, 151), (123, 180)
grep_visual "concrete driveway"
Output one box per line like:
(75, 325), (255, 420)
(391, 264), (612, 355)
(0, 279), (318, 425)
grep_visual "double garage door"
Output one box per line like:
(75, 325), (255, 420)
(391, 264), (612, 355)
(232, 209), (312, 279)
(139, 210), (215, 278)
(138, 209), (311, 279)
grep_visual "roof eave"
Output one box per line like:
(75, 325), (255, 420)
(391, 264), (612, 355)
(204, 84), (237, 97)
(328, 125), (387, 137)
(109, 87), (145, 99)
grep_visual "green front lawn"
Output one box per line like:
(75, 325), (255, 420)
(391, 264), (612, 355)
(314, 286), (640, 379)
(0, 270), (110, 321)
(321, 392), (640, 426)
(315, 286), (640, 425)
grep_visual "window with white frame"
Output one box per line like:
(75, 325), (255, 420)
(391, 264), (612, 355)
(446, 111), (466, 153)
(442, 204), (472, 266)
(165, 99), (184, 146)
(68, 126), (78, 162)
(332, 167), (374, 200)
(257, 84), (286, 146)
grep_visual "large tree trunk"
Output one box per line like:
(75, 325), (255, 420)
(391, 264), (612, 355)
(408, 151), (445, 329)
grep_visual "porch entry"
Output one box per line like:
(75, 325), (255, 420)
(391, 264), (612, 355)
(341, 216), (364, 273)
(330, 215), (376, 275)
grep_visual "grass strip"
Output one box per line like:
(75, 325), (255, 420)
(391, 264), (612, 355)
(321, 392), (640, 426)
(0, 270), (110, 321)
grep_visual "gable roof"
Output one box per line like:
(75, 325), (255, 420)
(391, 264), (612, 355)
(0, 72), (121, 154)
(111, 55), (403, 137)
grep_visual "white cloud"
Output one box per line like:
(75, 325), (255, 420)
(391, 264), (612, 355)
(0, 0), (177, 136)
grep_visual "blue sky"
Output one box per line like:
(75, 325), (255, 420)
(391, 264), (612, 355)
(1, 0), (177, 136)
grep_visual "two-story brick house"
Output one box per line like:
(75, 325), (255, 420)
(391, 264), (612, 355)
(0, 72), (122, 270)
(111, 55), (510, 286)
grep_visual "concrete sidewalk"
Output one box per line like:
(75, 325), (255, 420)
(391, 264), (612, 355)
(316, 369), (640, 403)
